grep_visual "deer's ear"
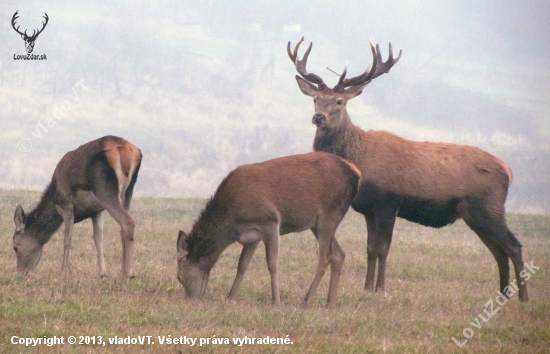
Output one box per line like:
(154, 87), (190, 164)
(14, 205), (26, 232)
(295, 75), (320, 97)
(177, 230), (188, 252)
(344, 83), (368, 98)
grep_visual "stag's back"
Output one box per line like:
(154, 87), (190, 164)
(347, 130), (512, 227)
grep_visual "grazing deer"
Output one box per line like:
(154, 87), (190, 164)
(177, 152), (361, 307)
(287, 37), (529, 302)
(13, 136), (142, 278)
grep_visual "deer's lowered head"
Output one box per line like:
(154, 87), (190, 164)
(13, 205), (44, 274)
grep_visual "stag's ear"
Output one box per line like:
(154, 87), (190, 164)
(14, 205), (26, 232)
(344, 83), (369, 99)
(295, 75), (320, 97)
(177, 230), (188, 252)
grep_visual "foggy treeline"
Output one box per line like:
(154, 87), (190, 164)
(0, 1), (549, 213)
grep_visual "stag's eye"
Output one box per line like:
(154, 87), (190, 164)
(313, 98), (317, 103)
(13, 246), (18, 253)
(337, 99), (343, 105)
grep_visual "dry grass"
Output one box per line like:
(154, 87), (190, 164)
(1, 189), (549, 353)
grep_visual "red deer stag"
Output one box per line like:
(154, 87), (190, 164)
(13, 136), (142, 278)
(177, 152), (361, 307)
(287, 37), (528, 302)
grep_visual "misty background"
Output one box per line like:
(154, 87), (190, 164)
(0, 1), (549, 213)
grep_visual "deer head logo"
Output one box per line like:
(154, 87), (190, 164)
(11, 11), (49, 54)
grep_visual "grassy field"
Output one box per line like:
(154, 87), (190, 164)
(0, 189), (549, 353)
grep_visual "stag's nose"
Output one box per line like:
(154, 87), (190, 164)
(312, 113), (326, 125)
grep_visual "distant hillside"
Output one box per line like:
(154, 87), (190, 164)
(1, 1), (549, 213)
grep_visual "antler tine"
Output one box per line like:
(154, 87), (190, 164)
(287, 37), (327, 89)
(336, 61), (349, 88)
(369, 42), (402, 80)
(338, 40), (379, 88)
(287, 36), (304, 63)
(337, 40), (401, 89)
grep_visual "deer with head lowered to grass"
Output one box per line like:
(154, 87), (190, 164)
(12, 136), (142, 278)
(177, 152), (361, 307)
(287, 37), (529, 302)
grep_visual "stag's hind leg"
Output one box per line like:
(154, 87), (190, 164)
(463, 208), (528, 301)
(505, 229), (529, 301)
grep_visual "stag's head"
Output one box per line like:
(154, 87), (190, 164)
(176, 230), (210, 299)
(288, 37), (401, 131)
(13, 205), (43, 274)
(12, 11), (49, 53)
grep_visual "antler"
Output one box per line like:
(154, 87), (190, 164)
(336, 40), (402, 90)
(11, 11), (25, 36)
(287, 37), (327, 90)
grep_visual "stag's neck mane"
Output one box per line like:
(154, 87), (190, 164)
(25, 182), (64, 245)
(313, 113), (364, 162)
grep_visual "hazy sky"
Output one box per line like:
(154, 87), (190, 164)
(1, 1), (549, 212)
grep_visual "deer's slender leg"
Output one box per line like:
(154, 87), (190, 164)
(92, 178), (136, 278)
(228, 241), (260, 300)
(263, 222), (281, 306)
(92, 212), (106, 278)
(374, 206), (397, 292)
(364, 213), (377, 291)
(56, 204), (75, 274)
(327, 238), (345, 307)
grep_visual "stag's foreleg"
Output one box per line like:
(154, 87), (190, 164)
(92, 212), (107, 278)
(56, 203), (75, 275)
(228, 241), (260, 300)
